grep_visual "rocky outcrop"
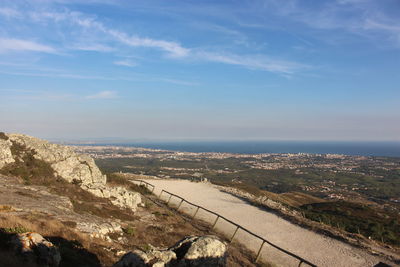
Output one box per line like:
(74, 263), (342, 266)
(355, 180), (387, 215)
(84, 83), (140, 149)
(11, 232), (61, 267)
(7, 134), (106, 188)
(0, 137), (15, 169)
(77, 221), (122, 241)
(0, 133), (142, 211)
(87, 186), (142, 211)
(113, 235), (227, 267)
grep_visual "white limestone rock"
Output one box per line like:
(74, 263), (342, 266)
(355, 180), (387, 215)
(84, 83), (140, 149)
(7, 133), (107, 187)
(77, 221), (122, 241)
(1, 133), (142, 212)
(86, 185), (142, 211)
(179, 236), (227, 261)
(0, 138), (15, 168)
(113, 235), (227, 267)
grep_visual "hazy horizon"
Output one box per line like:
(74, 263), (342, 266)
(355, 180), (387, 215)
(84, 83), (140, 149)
(1, 0), (399, 141)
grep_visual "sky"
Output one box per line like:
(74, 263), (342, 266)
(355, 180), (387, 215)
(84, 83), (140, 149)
(0, 0), (399, 141)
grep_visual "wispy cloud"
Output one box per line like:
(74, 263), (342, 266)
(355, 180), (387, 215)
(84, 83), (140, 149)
(0, 5), (308, 75)
(197, 51), (308, 74)
(259, 0), (400, 47)
(0, 7), (20, 18)
(113, 59), (137, 67)
(0, 70), (114, 80)
(160, 78), (199, 86)
(107, 30), (190, 58)
(85, 90), (118, 99)
(32, 10), (190, 57)
(0, 38), (56, 53)
(71, 43), (114, 52)
(0, 69), (200, 86)
(363, 18), (400, 45)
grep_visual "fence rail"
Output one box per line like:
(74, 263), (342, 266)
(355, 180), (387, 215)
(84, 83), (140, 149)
(136, 179), (317, 267)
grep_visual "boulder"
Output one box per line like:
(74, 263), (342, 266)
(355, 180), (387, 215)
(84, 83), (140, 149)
(113, 235), (227, 267)
(77, 221), (122, 241)
(113, 251), (147, 267)
(171, 235), (227, 266)
(11, 232), (61, 267)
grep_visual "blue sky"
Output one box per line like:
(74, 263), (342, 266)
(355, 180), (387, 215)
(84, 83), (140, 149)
(0, 0), (399, 141)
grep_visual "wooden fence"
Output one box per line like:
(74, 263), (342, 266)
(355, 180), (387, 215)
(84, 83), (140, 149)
(136, 179), (317, 267)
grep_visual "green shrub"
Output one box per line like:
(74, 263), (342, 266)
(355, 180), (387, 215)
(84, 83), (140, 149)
(123, 226), (135, 236)
(3, 226), (31, 234)
(0, 132), (8, 140)
(0, 140), (56, 185)
(301, 201), (400, 246)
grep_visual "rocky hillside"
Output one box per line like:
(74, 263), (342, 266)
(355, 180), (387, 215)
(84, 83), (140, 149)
(0, 133), (141, 211)
(0, 133), (257, 267)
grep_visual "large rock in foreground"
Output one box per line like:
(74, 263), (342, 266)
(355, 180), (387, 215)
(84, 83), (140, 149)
(113, 235), (227, 267)
(11, 232), (61, 267)
(0, 133), (141, 211)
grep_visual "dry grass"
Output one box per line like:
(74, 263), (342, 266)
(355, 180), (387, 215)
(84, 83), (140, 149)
(0, 212), (88, 246)
(0, 205), (14, 212)
(120, 196), (260, 267)
(0, 203), (260, 267)
(213, 180), (325, 208)
(279, 192), (326, 207)
(107, 172), (151, 195)
(0, 212), (119, 267)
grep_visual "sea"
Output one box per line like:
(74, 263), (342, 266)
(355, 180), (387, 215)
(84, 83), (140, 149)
(83, 141), (400, 157)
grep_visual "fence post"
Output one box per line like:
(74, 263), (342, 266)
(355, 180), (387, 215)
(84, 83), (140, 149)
(211, 216), (219, 230)
(298, 260), (303, 267)
(192, 206), (200, 219)
(167, 194), (172, 205)
(151, 186), (155, 193)
(177, 199), (184, 210)
(159, 190), (164, 198)
(255, 240), (265, 263)
(230, 226), (239, 242)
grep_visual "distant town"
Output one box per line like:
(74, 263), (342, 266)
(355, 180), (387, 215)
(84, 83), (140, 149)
(73, 145), (400, 212)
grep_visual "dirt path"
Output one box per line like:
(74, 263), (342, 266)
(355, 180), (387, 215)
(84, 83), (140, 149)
(145, 179), (388, 267)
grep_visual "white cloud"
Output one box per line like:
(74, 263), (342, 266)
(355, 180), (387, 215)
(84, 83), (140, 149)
(160, 78), (199, 86)
(197, 51), (308, 74)
(71, 43), (114, 52)
(2, 7), (305, 74)
(31, 10), (190, 57)
(113, 59), (137, 67)
(0, 7), (20, 18)
(363, 19), (400, 45)
(0, 38), (56, 53)
(104, 30), (190, 58)
(85, 90), (118, 99)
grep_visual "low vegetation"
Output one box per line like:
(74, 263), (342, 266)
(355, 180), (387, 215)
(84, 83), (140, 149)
(107, 172), (151, 195)
(0, 140), (56, 185)
(96, 156), (400, 248)
(0, 212), (114, 267)
(0, 132), (8, 140)
(301, 201), (400, 246)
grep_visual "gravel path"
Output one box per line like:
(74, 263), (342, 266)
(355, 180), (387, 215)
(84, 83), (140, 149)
(146, 179), (387, 267)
